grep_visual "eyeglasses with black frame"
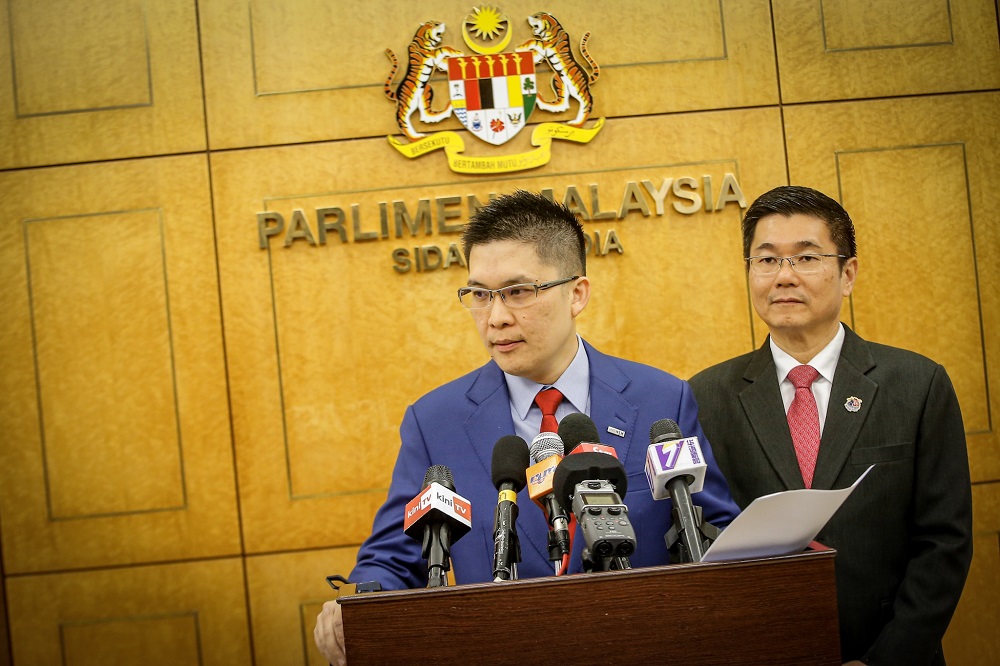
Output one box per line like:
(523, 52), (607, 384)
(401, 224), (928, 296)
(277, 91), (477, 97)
(745, 253), (846, 276)
(457, 276), (580, 309)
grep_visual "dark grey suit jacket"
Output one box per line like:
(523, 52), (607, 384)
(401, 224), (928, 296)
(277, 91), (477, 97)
(689, 326), (972, 665)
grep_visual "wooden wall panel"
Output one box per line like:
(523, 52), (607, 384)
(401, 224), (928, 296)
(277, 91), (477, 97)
(27, 210), (187, 519)
(945, 481), (1000, 663)
(773, 0), (1000, 102)
(246, 548), (360, 666)
(593, 0), (778, 115)
(782, 93), (1000, 482)
(213, 107), (787, 553)
(5, 558), (252, 665)
(0, 156), (240, 573)
(0, 0), (206, 169)
(199, 0), (777, 150)
(841, 145), (987, 431)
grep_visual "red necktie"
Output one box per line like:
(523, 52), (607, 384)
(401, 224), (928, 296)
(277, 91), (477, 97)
(534, 388), (564, 434)
(787, 365), (821, 488)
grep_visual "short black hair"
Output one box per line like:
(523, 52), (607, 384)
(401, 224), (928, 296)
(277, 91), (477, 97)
(742, 185), (857, 268)
(461, 190), (587, 276)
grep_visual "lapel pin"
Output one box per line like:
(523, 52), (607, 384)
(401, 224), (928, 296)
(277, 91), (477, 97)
(844, 396), (862, 413)
(607, 426), (626, 438)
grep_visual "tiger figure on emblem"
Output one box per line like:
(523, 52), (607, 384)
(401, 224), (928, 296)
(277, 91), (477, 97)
(383, 21), (462, 140)
(518, 12), (600, 127)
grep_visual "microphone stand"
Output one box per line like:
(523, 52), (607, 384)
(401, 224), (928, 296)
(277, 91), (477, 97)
(424, 522), (452, 587)
(664, 504), (721, 563)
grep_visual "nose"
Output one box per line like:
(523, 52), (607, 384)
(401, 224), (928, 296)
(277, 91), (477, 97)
(487, 293), (515, 327)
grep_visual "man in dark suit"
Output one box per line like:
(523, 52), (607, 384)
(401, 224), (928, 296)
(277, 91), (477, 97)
(689, 185), (972, 665)
(315, 190), (739, 664)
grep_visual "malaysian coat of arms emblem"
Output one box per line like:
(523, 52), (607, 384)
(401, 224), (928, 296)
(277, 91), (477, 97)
(447, 50), (536, 146)
(384, 5), (604, 174)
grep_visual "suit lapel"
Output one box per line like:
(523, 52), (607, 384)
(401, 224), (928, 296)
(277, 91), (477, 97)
(812, 327), (878, 489)
(463, 361), (516, 487)
(463, 361), (556, 567)
(738, 341), (806, 489)
(585, 342), (638, 461)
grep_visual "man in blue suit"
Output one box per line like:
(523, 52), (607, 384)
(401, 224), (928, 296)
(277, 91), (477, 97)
(315, 190), (739, 663)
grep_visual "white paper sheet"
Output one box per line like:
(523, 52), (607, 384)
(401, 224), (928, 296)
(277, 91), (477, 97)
(701, 464), (874, 563)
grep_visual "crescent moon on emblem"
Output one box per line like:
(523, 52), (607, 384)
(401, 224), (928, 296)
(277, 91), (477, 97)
(462, 20), (513, 55)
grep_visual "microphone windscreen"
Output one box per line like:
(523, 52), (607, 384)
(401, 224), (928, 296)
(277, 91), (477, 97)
(529, 432), (563, 463)
(552, 451), (629, 514)
(491, 435), (530, 491)
(650, 418), (684, 444)
(558, 413), (601, 453)
(423, 464), (456, 491)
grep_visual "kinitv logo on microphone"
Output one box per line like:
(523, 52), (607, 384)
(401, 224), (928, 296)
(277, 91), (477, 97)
(452, 495), (471, 519)
(404, 482), (473, 532)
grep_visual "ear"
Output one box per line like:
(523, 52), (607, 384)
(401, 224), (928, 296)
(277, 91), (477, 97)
(841, 257), (858, 297)
(570, 276), (590, 317)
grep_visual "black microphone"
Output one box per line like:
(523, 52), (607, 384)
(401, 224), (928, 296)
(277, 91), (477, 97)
(552, 440), (635, 572)
(558, 412), (601, 452)
(402, 465), (472, 587)
(645, 419), (717, 563)
(558, 412), (620, 457)
(527, 432), (571, 564)
(491, 435), (530, 581)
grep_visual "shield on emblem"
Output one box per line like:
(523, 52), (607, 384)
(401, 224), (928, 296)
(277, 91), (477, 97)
(447, 51), (536, 146)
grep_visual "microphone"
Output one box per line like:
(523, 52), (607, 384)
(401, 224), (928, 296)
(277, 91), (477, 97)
(558, 412), (619, 457)
(527, 432), (571, 564)
(402, 465), (472, 587)
(552, 426), (635, 572)
(644, 419), (716, 563)
(491, 435), (530, 581)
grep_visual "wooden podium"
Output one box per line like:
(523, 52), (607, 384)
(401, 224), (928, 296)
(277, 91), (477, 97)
(338, 547), (841, 665)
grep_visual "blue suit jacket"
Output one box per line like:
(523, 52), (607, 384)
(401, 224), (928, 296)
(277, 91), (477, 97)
(351, 341), (740, 590)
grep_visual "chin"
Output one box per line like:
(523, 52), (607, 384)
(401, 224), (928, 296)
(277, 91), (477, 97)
(490, 354), (519, 375)
(764, 316), (801, 330)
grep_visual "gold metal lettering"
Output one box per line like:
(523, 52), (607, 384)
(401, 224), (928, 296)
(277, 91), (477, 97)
(642, 179), (672, 215)
(257, 212), (284, 249)
(316, 207), (347, 244)
(716, 173), (747, 209)
(672, 178), (702, 214)
(618, 181), (650, 218)
(284, 209), (316, 246)
(589, 184), (616, 220)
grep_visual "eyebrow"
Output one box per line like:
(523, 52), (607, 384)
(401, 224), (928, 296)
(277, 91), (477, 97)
(466, 275), (537, 288)
(752, 240), (824, 253)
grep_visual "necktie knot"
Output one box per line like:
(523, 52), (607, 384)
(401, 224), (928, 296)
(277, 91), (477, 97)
(534, 388), (564, 433)
(788, 364), (820, 389)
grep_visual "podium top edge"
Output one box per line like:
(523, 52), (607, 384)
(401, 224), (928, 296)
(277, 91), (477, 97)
(337, 546), (836, 605)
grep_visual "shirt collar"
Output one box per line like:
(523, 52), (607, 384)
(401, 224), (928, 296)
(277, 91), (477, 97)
(505, 336), (590, 419)
(770, 323), (846, 384)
